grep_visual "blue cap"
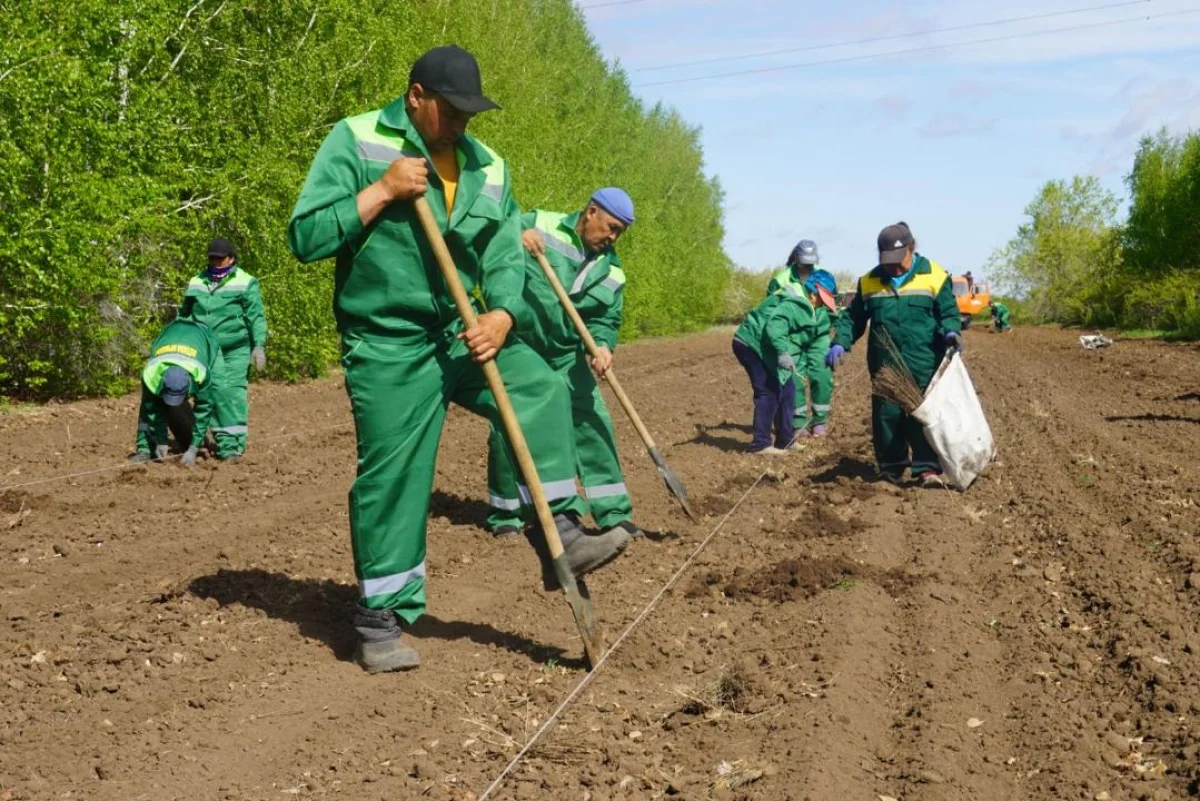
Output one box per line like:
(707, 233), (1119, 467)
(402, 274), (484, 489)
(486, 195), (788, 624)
(788, 239), (819, 267)
(804, 269), (839, 312)
(590, 187), (635, 226)
(160, 365), (192, 407)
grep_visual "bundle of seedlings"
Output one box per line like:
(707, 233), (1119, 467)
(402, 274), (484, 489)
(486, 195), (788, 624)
(871, 328), (925, 413)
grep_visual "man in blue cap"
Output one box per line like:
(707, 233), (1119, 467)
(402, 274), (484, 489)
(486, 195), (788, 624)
(130, 316), (229, 467)
(484, 188), (643, 539)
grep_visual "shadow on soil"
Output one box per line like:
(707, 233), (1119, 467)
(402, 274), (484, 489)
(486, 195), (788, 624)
(429, 490), (492, 528)
(187, 568), (572, 666)
(1105, 414), (1200, 425)
(677, 421), (752, 453)
(809, 455), (877, 484)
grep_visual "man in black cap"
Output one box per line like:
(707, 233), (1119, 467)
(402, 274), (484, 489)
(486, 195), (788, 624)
(130, 317), (226, 467)
(179, 237), (268, 462)
(827, 222), (962, 486)
(288, 45), (630, 674)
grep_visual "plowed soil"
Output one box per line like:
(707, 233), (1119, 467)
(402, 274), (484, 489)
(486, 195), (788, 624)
(2, 327), (1199, 801)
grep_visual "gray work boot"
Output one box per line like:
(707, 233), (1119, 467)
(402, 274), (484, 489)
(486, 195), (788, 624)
(352, 604), (420, 674)
(526, 513), (631, 591)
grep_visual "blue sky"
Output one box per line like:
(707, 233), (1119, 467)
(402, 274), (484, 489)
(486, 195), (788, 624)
(581, 0), (1200, 283)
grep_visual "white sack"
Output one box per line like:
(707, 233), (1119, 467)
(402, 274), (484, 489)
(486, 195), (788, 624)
(912, 352), (996, 490)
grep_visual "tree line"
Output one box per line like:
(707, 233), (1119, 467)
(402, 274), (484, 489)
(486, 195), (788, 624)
(0, 0), (731, 398)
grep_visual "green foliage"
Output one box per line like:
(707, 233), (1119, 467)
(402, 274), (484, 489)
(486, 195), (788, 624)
(989, 129), (1200, 339)
(0, 0), (729, 398)
(718, 267), (773, 323)
(986, 176), (1119, 326)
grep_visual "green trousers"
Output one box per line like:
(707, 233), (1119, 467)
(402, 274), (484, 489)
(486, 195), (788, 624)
(793, 337), (834, 429)
(487, 354), (632, 531)
(211, 342), (250, 456)
(342, 329), (585, 625)
(872, 395), (940, 477)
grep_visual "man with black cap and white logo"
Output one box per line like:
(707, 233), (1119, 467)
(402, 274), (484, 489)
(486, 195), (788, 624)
(130, 317), (226, 468)
(179, 237), (268, 462)
(288, 45), (630, 674)
(827, 222), (962, 487)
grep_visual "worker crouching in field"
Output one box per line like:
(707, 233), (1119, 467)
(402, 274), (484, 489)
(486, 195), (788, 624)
(178, 238), (268, 462)
(287, 45), (630, 674)
(485, 188), (643, 540)
(828, 223), (962, 486)
(129, 317), (226, 468)
(989, 300), (1012, 332)
(734, 270), (839, 455)
(768, 240), (837, 437)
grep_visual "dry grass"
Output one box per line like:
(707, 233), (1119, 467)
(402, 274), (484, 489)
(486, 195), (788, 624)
(871, 328), (925, 413)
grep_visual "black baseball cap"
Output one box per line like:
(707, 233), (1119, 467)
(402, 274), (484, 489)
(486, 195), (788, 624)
(877, 223), (914, 266)
(409, 45), (499, 114)
(207, 238), (236, 259)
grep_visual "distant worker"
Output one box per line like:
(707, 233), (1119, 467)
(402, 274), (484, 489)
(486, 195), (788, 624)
(989, 301), (1012, 332)
(179, 238), (268, 462)
(828, 223), (961, 486)
(130, 317), (226, 467)
(486, 188), (642, 539)
(734, 270), (839, 455)
(768, 240), (836, 437)
(287, 45), (630, 673)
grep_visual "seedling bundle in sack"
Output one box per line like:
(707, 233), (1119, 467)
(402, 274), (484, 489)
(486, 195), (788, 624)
(871, 332), (996, 490)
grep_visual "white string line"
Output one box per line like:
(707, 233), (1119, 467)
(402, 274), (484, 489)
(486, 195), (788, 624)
(0, 419), (353, 492)
(476, 360), (869, 801)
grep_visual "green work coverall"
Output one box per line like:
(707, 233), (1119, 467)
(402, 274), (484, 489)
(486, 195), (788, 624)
(991, 303), (1011, 332)
(736, 291), (821, 383)
(486, 209), (631, 532)
(768, 266), (835, 429)
(180, 267), (268, 455)
(287, 99), (584, 625)
(834, 255), (961, 477)
(134, 318), (226, 455)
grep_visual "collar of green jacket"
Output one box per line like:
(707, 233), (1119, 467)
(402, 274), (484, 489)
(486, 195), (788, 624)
(871, 253), (930, 287)
(377, 100), (495, 181)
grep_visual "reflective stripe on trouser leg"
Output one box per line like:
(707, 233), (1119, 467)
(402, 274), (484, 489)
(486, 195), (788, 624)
(564, 358), (632, 529)
(486, 422), (525, 531)
(872, 395), (912, 475)
(342, 333), (448, 625)
(213, 343), (251, 456)
(805, 340), (834, 425)
(457, 341), (584, 522)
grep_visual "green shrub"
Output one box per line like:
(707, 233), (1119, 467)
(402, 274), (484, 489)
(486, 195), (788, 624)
(0, 0), (729, 398)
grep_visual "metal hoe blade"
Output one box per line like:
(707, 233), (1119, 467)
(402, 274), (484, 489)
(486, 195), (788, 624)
(650, 446), (698, 522)
(552, 556), (605, 669)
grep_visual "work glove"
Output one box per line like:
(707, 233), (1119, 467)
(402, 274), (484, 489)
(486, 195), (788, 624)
(825, 344), (846, 368)
(154, 444), (170, 461)
(944, 332), (964, 353)
(129, 451), (152, 464)
(777, 353), (796, 372)
(252, 346), (266, 373)
(180, 446), (199, 468)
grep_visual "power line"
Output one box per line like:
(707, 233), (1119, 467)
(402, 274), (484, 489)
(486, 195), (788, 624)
(633, 0), (1151, 73)
(633, 8), (1200, 88)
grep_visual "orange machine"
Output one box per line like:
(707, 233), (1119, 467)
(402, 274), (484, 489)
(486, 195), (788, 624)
(952, 275), (990, 329)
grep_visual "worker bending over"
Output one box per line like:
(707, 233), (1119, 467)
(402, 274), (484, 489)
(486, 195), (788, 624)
(734, 270), (839, 455)
(130, 317), (226, 468)
(989, 301), (1012, 332)
(486, 188), (642, 540)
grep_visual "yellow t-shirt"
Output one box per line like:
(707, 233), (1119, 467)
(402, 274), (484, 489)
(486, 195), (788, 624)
(430, 148), (459, 214)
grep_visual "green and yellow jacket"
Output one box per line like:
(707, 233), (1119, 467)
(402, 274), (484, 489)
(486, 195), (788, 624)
(834, 255), (961, 385)
(735, 292), (819, 385)
(139, 318), (222, 445)
(180, 267), (267, 351)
